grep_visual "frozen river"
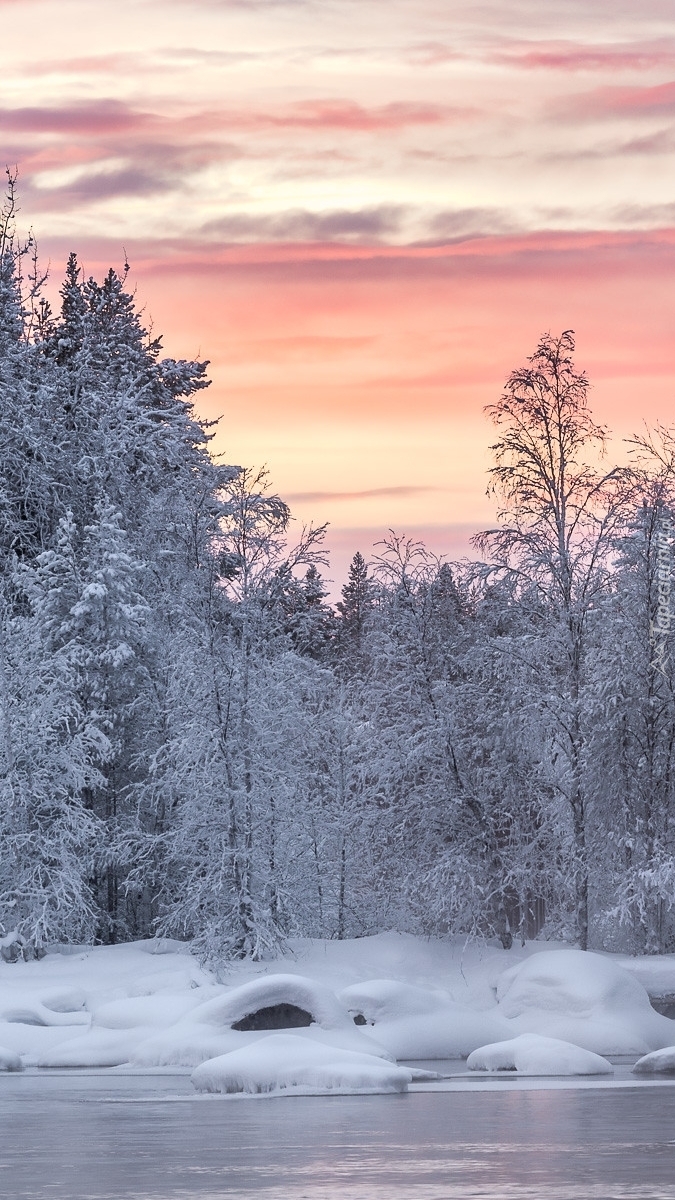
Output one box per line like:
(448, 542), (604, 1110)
(2, 1071), (675, 1200)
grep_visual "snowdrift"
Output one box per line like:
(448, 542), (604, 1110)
(2, 935), (675, 1077)
(0, 1045), (22, 1071)
(495, 950), (675, 1055)
(632, 1046), (675, 1076)
(339, 977), (512, 1058)
(467, 1033), (612, 1076)
(189, 973), (353, 1031)
(129, 973), (392, 1068)
(191, 1034), (412, 1096)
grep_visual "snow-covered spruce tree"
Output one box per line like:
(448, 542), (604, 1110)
(475, 331), (635, 949)
(335, 551), (376, 674)
(0, 175), (71, 566)
(0, 188), (225, 945)
(0, 520), (109, 950)
(40, 256), (222, 941)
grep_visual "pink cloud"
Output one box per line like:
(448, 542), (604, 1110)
(562, 80), (675, 120)
(194, 99), (471, 133)
(285, 486), (443, 502)
(23, 53), (148, 77)
(492, 40), (675, 73)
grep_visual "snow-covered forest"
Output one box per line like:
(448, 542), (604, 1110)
(2, 180), (675, 965)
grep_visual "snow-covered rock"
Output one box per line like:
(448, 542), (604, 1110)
(130, 974), (391, 1068)
(191, 1034), (412, 1096)
(338, 977), (512, 1059)
(38, 1027), (153, 1068)
(339, 979), (453, 1023)
(632, 1046), (675, 1075)
(191, 973), (351, 1030)
(4, 935), (675, 1075)
(615, 955), (675, 1006)
(0, 991), (89, 1028)
(92, 991), (216, 1030)
(495, 950), (675, 1055)
(467, 1033), (613, 1076)
(0, 1044), (22, 1071)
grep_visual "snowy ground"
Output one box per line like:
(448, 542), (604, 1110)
(2, 933), (675, 1095)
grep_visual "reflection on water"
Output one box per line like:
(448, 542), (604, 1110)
(1, 1072), (675, 1199)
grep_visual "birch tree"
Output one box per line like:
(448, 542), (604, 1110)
(476, 330), (634, 948)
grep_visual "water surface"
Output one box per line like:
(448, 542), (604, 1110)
(1, 1071), (675, 1199)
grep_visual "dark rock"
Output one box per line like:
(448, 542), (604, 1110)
(649, 995), (675, 1020)
(1, 941), (22, 964)
(232, 1003), (313, 1031)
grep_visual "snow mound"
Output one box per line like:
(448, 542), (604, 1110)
(632, 1046), (675, 1076)
(338, 976), (512, 1059)
(191, 1034), (412, 1096)
(0, 1045), (22, 1071)
(467, 1033), (613, 1076)
(128, 973), (392, 1068)
(0, 989), (89, 1027)
(338, 979), (452, 1022)
(130, 1015), (391, 1070)
(131, 1027), (243, 1068)
(190, 973), (352, 1031)
(495, 950), (675, 1055)
(38, 1028), (152, 1068)
(92, 991), (214, 1030)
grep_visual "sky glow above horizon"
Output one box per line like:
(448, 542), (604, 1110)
(2, 0), (675, 583)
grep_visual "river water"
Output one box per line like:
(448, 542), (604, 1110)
(1, 1071), (675, 1199)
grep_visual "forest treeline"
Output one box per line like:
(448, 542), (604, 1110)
(2, 179), (675, 962)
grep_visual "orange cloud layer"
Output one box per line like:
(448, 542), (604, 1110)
(4, 0), (675, 582)
(35, 226), (673, 582)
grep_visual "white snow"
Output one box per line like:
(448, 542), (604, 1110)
(632, 1046), (675, 1075)
(339, 978), (454, 1022)
(495, 949), (674, 1055)
(339, 977), (512, 1058)
(191, 1034), (412, 1095)
(38, 1027), (154, 1069)
(2, 934), (675, 1081)
(467, 1033), (613, 1076)
(615, 955), (675, 1002)
(0, 1044), (22, 1071)
(190, 973), (352, 1030)
(130, 973), (392, 1068)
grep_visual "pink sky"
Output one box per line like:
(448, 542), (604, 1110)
(2, 0), (675, 584)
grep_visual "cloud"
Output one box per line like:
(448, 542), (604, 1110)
(25, 48), (264, 78)
(100, 228), (675, 292)
(202, 206), (406, 242)
(612, 126), (675, 155)
(18, 136), (239, 211)
(561, 81), (675, 121)
(426, 207), (517, 240)
(1, 95), (469, 150)
(206, 99), (467, 133)
(610, 201), (675, 226)
(491, 39), (675, 73)
(0, 99), (156, 136)
(285, 486), (445, 502)
(222, 334), (375, 363)
(403, 42), (467, 66)
(23, 54), (150, 78)
(164, 0), (316, 7)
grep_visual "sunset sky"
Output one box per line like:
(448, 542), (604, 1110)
(2, 0), (675, 584)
